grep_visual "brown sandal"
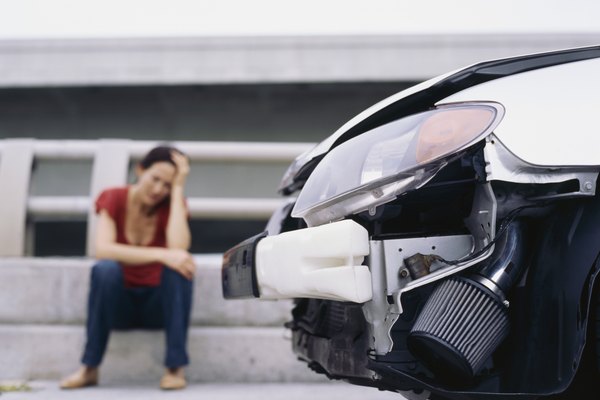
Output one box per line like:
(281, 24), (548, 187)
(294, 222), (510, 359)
(159, 368), (186, 390)
(59, 367), (98, 389)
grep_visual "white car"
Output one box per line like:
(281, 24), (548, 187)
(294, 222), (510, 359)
(222, 45), (600, 400)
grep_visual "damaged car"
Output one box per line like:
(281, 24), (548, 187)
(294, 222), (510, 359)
(222, 45), (600, 400)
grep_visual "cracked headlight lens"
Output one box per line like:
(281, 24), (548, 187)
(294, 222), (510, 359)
(292, 102), (504, 226)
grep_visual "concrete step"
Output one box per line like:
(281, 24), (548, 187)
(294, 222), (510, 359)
(0, 257), (292, 326)
(0, 324), (326, 383)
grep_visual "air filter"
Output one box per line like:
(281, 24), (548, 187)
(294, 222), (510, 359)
(407, 276), (509, 379)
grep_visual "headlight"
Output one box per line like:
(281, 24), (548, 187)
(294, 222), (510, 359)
(291, 102), (505, 226)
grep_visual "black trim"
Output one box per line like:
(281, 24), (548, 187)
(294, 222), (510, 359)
(221, 230), (267, 299)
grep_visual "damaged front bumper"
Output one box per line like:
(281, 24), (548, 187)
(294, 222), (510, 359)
(222, 219), (372, 303)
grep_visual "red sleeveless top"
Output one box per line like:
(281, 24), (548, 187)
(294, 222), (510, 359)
(95, 186), (170, 287)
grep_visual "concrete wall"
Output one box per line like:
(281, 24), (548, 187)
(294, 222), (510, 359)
(1, 82), (413, 195)
(2, 34), (600, 87)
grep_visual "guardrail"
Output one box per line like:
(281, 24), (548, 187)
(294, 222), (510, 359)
(0, 138), (313, 257)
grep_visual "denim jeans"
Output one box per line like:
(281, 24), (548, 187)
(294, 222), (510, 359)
(81, 259), (193, 368)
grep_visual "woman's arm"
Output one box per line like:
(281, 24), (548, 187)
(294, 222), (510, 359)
(166, 151), (192, 250)
(95, 210), (195, 279)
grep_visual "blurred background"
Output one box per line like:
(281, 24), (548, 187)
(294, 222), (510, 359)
(2, 0), (600, 256)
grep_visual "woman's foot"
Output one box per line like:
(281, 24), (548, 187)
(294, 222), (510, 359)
(59, 366), (99, 389)
(159, 367), (186, 390)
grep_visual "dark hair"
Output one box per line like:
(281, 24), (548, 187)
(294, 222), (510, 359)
(139, 145), (183, 170)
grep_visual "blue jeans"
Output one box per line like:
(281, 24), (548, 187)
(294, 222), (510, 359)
(81, 260), (193, 368)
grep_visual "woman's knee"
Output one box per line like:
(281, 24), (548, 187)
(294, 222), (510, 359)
(161, 267), (193, 291)
(91, 260), (123, 286)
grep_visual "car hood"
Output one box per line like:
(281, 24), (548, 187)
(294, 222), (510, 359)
(279, 45), (600, 195)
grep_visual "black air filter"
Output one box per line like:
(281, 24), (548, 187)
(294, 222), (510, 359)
(407, 277), (509, 379)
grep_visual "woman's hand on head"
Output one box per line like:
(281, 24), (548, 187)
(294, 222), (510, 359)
(171, 151), (190, 187)
(161, 248), (196, 280)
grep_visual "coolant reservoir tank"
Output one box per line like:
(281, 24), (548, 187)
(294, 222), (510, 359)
(255, 219), (372, 303)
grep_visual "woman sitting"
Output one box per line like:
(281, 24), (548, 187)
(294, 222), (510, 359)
(60, 145), (195, 390)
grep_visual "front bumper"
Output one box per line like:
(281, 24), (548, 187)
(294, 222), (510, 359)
(221, 230), (267, 299)
(221, 220), (372, 303)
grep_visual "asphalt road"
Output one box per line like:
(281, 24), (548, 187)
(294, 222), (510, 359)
(1, 381), (410, 400)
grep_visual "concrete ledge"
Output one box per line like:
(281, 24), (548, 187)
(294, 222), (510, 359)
(2, 34), (600, 87)
(0, 324), (325, 383)
(0, 257), (292, 326)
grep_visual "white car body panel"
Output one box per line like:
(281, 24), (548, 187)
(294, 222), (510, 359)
(439, 57), (600, 166)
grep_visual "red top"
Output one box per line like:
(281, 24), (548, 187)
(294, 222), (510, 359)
(95, 186), (170, 287)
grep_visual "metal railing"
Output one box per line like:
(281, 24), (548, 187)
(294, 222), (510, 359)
(0, 138), (313, 257)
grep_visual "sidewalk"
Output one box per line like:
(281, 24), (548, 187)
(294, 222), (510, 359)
(1, 381), (408, 400)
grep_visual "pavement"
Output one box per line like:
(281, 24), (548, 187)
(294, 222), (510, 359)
(0, 381), (409, 400)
